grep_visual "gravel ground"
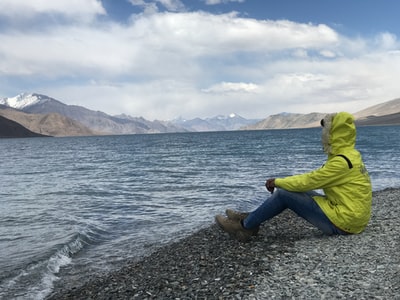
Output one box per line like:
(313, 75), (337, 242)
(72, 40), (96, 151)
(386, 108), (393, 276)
(48, 188), (399, 299)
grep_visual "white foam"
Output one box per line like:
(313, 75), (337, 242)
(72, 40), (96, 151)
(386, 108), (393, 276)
(0, 234), (86, 300)
(31, 236), (85, 299)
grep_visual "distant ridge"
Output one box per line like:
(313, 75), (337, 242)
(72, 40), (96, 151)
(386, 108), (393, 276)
(242, 112), (325, 130)
(1, 94), (400, 135)
(355, 112), (400, 126)
(242, 98), (400, 130)
(1, 93), (186, 135)
(354, 98), (400, 118)
(172, 113), (261, 132)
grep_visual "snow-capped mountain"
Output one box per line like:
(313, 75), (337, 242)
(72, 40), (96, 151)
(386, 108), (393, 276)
(0, 94), (97, 137)
(1, 93), (186, 135)
(172, 113), (261, 132)
(1, 93), (261, 133)
(3, 93), (399, 137)
(0, 93), (52, 110)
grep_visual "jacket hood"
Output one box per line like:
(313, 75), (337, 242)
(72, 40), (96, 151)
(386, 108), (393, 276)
(321, 112), (356, 155)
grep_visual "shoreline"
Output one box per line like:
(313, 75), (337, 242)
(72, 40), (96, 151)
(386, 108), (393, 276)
(48, 188), (400, 299)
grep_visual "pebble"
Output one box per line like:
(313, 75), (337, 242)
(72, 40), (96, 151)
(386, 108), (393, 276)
(48, 188), (400, 299)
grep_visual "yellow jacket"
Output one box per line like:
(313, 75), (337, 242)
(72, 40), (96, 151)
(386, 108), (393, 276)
(275, 112), (372, 234)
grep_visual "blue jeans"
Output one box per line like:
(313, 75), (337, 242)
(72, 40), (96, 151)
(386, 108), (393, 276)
(243, 188), (348, 235)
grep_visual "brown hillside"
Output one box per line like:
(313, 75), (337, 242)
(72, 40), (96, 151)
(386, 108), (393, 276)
(0, 108), (95, 137)
(355, 112), (400, 126)
(0, 115), (48, 138)
(354, 98), (400, 118)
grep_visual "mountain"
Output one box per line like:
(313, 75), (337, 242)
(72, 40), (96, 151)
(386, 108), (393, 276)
(242, 98), (400, 130)
(355, 112), (400, 126)
(0, 93), (45, 109)
(2, 94), (400, 135)
(243, 112), (326, 130)
(114, 114), (187, 133)
(0, 93), (186, 135)
(0, 105), (96, 137)
(172, 113), (261, 132)
(0, 115), (48, 138)
(349, 98), (400, 126)
(354, 98), (400, 118)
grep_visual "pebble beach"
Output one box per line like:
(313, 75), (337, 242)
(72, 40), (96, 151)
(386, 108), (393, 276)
(48, 188), (400, 299)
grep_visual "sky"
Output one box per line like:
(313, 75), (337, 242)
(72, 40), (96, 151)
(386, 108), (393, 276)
(1, 0), (400, 120)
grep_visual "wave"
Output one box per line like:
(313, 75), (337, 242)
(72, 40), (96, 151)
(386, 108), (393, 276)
(0, 226), (105, 300)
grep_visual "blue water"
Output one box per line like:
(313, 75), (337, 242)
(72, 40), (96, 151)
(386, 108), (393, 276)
(1, 126), (399, 299)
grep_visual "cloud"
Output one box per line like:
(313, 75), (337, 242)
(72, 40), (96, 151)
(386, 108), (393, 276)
(0, 0), (105, 22)
(319, 50), (336, 58)
(128, 0), (185, 13)
(202, 82), (259, 93)
(205, 0), (245, 5)
(1, 7), (400, 120)
(156, 0), (185, 11)
(374, 32), (397, 50)
(0, 12), (339, 78)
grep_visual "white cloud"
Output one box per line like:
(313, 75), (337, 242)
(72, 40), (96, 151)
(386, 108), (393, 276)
(0, 12), (339, 78)
(319, 50), (336, 58)
(202, 82), (259, 93)
(292, 49), (309, 58)
(128, 0), (185, 13)
(375, 32), (397, 50)
(1, 8), (400, 120)
(129, 0), (147, 5)
(156, 0), (185, 11)
(0, 0), (105, 21)
(205, 0), (245, 5)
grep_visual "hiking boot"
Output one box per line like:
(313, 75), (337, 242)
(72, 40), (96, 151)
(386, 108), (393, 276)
(225, 209), (249, 221)
(215, 214), (253, 242)
(225, 209), (259, 236)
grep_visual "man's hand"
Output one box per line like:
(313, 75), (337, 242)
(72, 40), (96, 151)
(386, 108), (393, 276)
(265, 178), (276, 194)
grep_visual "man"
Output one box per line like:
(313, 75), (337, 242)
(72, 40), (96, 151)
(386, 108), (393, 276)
(215, 112), (372, 242)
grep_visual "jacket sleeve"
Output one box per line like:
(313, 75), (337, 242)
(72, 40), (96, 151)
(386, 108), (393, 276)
(275, 156), (352, 192)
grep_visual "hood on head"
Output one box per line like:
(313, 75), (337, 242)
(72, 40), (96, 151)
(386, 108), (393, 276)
(321, 112), (356, 155)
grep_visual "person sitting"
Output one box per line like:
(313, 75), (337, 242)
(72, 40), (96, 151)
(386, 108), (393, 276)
(215, 112), (372, 242)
